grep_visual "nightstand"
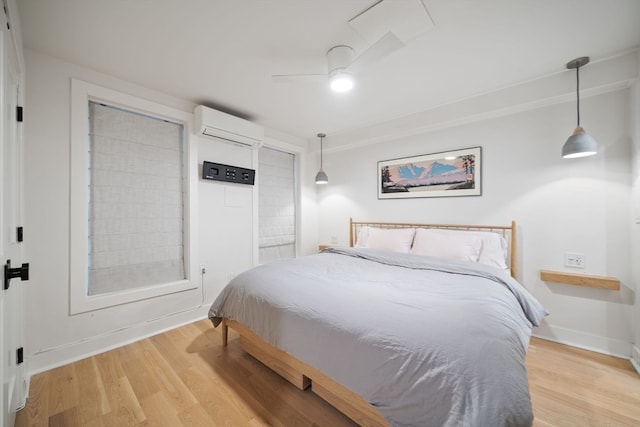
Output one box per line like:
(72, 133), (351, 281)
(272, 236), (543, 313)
(539, 270), (619, 290)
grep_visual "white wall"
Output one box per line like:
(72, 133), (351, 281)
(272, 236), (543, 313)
(317, 84), (636, 358)
(631, 52), (640, 371)
(22, 50), (204, 373)
(198, 138), (255, 300)
(22, 49), (310, 373)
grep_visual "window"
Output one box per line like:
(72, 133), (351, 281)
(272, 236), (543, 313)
(258, 147), (296, 263)
(70, 80), (197, 313)
(87, 102), (185, 295)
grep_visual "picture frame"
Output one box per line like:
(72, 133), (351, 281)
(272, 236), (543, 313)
(378, 146), (481, 199)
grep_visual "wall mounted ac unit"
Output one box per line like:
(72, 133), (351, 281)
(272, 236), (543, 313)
(194, 105), (264, 147)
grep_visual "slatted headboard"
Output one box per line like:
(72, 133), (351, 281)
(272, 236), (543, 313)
(349, 218), (517, 278)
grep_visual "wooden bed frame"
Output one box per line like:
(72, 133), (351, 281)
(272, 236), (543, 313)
(221, 219), (518, 426)
(221, 319), (389, 427)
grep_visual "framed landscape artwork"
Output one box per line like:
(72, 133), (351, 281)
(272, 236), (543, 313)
(378, 146), (482, 199)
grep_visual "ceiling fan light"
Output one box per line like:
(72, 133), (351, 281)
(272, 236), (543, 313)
(562, 126), (598, 158)
(329, 71), (354, 92)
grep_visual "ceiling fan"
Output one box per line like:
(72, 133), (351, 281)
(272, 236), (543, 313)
(271, 31), (405, 92)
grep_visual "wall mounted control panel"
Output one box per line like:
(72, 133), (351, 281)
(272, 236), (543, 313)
(202, 161), (255, 185)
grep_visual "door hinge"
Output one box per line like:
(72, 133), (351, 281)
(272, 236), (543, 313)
(16, 226), (23, 242)
(16, 106), (23, 122)
(4, 259), (29, 290)
(16, 347), (23, 365)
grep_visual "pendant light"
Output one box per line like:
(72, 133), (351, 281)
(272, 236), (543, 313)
(315, 133), (328, 184)
(562, 57), (598, 158)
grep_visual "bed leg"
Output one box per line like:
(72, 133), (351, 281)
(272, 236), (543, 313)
(222, 320), (228, 347)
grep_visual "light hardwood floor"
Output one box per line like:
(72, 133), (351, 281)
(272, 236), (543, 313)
(15, 319), (640, 426)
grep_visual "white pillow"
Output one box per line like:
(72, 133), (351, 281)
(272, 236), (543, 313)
(473, 231), (509, 270)
(360, 227), (415, 253)
(411, 228), (483, 262)
(354, 226), (370, 248)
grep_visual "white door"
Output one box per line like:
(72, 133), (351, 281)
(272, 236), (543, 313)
(0, 4), (25, 426)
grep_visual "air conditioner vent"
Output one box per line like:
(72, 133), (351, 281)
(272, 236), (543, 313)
(194, 105), (264, 147)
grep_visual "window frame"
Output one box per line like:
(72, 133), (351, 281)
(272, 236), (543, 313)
(69, 79), (198, 314)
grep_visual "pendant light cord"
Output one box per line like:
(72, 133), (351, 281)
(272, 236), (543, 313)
(576, 65), (580, 127)
(320, 135), (324, 168)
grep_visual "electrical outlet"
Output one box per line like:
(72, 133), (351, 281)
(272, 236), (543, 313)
(330, 235), (338, 244)
(564, 252), (585, 268)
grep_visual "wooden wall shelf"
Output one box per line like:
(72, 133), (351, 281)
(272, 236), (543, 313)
(539, 270), (620, 290)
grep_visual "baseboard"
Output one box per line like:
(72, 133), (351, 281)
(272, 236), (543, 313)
(27, 306), (210, 376)
(532, 324), (631, 360)
(631, 344), (640, 374)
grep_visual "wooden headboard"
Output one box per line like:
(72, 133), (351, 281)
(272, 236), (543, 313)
(349, 218), (517, 278)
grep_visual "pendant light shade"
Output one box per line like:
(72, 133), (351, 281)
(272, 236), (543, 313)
(562, 126), (598, 158)
(315, 133), (328, 184)
(315, 169), (328, 184)
(562, 57), (598, 159)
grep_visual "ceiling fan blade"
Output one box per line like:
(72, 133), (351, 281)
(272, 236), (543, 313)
(347, 32), (404, 74)
(272, 74), (327, 84)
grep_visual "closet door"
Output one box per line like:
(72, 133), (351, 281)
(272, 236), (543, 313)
(0, 4), (26, 425)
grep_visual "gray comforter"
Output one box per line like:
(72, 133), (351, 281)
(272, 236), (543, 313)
(209, 248), (547, 427)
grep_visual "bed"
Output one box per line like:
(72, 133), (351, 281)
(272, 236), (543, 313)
(208, 219), (546, 427)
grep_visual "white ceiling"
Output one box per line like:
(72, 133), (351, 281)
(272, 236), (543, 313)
(16, 0), (640, 144)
